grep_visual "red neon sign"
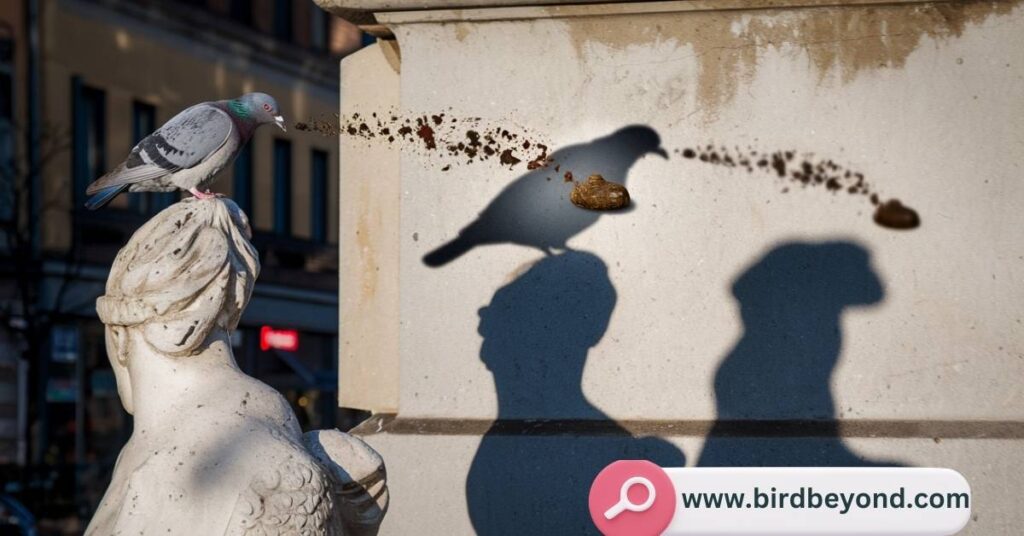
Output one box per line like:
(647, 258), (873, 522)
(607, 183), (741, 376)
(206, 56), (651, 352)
(260, 326), (299, 352)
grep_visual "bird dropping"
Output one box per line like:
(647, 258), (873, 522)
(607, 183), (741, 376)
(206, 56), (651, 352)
(570, 174), (631, 211)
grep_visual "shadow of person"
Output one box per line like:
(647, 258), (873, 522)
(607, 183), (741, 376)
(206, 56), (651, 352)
(466, 251), (686, 535)
(698, 241), (903, 467)
(423, 125), (667, 267)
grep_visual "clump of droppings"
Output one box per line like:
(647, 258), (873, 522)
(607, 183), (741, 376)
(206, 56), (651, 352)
(416, 123), (436, 150)
(526, 144), (550, 170)
(873, 199), (920, 229)
(499, 149), (521, 167)
(570, 174), (631, 211)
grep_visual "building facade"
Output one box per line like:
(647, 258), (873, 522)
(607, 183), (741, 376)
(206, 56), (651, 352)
(0, 0), (361, 531)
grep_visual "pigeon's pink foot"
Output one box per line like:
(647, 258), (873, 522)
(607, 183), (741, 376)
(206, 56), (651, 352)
(189, 187), (216, 200)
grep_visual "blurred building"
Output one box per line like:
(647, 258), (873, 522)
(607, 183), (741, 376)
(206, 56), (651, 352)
(0, 0), (360, 531)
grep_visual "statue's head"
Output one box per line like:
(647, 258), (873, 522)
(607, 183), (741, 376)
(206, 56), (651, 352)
(96, 198), (259, 411)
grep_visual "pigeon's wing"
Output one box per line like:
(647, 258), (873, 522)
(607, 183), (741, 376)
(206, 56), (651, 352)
(86, 104), (233, 194)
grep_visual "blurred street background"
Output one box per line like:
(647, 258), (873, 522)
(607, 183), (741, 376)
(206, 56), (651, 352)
(0, 0), (364, 532)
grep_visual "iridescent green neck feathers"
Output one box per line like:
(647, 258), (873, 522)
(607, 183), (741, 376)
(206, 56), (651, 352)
(228, 99), (250, 119)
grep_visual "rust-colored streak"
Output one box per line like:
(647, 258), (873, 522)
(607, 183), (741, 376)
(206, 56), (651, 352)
(566, 1), (1020, 113)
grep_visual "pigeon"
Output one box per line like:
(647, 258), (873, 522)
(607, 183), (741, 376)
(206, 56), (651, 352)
(84, 92), (285, 210)
(422, 125), (667, 267)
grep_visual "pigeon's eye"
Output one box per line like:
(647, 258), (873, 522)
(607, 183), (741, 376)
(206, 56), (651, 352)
(263, 103), (272, 112)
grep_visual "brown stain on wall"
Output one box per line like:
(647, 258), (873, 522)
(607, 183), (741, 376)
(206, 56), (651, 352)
(452, 22), (473, 42)
(566, 1), (1020, 113)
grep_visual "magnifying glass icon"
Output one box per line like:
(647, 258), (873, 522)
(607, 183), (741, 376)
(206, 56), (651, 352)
(603, 476), (657, 520)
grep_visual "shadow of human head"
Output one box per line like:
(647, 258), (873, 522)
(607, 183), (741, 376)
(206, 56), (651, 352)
(422, 125), (666, 267)
(477, 250), (615, 419)
(698, 241), (901, 467)
(467, 251), (686, 534)
(731, 241), (883, 327)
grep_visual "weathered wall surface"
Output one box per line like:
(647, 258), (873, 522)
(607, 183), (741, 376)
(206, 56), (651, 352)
(337, 1), (1024, 533)
(339, 44), (402, 413)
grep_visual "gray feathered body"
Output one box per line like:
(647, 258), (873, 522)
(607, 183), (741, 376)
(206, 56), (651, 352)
(85, 100), (259, 207)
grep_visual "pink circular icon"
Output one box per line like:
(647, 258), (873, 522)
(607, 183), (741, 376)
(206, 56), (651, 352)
(589, 460), (676, 536)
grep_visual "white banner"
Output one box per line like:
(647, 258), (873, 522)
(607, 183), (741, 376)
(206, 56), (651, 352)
(589, 462), (971, 536)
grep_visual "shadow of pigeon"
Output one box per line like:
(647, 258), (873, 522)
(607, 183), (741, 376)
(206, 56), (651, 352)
(423, 125), (667, 267)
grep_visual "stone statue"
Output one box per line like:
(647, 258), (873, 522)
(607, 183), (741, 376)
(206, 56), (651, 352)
(86, 197), (388, 535)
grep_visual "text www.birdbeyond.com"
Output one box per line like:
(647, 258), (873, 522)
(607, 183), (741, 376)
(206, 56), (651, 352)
(679, 486), (969, 514)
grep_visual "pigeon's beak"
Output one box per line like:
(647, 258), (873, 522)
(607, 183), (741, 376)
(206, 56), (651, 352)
(274, 115), (286, 132)
(651, 147), (669, 159)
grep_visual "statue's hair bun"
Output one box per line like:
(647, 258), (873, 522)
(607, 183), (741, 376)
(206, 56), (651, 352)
(96, 198), (259, 357)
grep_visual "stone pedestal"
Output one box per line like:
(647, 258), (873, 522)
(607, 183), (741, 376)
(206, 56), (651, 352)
(323, 1), (1024, 533)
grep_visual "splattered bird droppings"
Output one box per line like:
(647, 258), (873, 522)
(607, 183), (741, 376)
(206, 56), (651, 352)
(294, 111), (551, 171)
(297, 113), (918, 229)
(416, 123), (436, 150)
(675, 144), (920, 231)
(499, 149), (521, 167)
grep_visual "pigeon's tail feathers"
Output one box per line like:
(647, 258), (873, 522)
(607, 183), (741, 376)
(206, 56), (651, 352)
(84, 184), (128, 210)
(85, 160), (168, 196)
(423, 234), (475, 267)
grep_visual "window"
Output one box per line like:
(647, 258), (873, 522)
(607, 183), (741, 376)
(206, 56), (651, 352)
(273, 139), (292, 235)
(310, 6), (331, 51)
(233, 143), (253, 216)
(310, 149), (328, 243)
(131, 101), (155, 149)
(72, 77), (106, 206)
(129, 101), (168, 214)
(0, 36), (14, 224)
(273, 0), (293, 42)
(229, 0), (252, 25)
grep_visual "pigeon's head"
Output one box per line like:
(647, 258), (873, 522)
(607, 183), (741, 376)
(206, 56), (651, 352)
(236, 92), (286, 131)
(608, 125), (668, 160)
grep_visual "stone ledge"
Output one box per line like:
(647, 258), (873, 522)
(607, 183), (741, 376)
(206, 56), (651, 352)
(351, 415), (1024, 439)
(316, 0), (945, 24)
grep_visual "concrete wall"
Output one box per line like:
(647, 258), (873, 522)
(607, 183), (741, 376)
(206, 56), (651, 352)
(339, 43), (402, 412)
(335, 1), (1024, 533)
